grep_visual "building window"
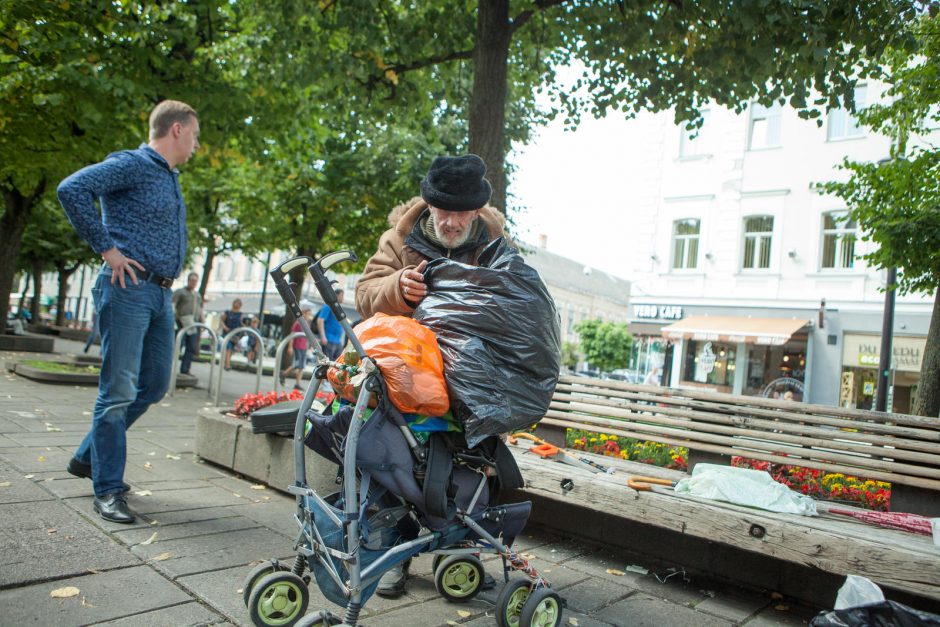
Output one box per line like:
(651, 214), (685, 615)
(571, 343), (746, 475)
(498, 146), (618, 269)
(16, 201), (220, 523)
(827, 84), (867, 141)
(748, 101), (782, 149)
(821, 211), (857, 270)
(227, 258), (238, 281)
(672, 219), (700, 270)
(742, 216), (774, 270)
(679, 110), (710, 158)
(243, 259), (255, 281)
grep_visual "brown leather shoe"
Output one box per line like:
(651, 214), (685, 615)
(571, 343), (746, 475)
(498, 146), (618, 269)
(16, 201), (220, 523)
(93, 493), (136, 524)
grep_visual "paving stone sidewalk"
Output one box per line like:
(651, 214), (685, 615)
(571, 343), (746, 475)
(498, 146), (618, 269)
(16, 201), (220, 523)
(0, 338), (821, 626)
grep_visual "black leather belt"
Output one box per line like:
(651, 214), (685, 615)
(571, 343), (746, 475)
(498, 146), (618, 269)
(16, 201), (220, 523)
(141, 271), (174, 289)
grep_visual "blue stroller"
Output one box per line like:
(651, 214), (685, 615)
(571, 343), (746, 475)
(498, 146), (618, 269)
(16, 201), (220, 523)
(241, 252), (565, 627)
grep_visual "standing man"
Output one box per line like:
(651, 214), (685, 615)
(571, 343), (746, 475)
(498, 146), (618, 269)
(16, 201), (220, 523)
(58, 100), (199, 524)
(172, 272), (203, 375)
(317, 289), (346, 360)
(355, 154), (503, 597)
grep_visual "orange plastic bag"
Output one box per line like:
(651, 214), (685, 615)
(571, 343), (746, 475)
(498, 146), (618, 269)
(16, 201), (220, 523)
(353, 312), (450, 416)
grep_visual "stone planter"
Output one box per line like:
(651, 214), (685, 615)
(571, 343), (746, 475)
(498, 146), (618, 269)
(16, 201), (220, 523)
(195, 407), (338, 495)
(13, 360), (100, 385)
(0, 333), (55, 353)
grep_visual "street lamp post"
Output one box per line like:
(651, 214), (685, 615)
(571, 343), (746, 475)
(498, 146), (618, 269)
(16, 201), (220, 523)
(874, 266), (897, 412)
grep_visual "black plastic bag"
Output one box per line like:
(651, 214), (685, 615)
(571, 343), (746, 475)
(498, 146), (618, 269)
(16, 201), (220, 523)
(810, 601), (940, 626)
(414, 238), (561, 448)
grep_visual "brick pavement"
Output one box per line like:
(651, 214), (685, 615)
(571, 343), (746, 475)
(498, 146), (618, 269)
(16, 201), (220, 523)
(0, 336), (822, 626)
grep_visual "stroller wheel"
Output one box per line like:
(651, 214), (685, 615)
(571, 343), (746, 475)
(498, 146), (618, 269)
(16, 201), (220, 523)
(495, 579), (532, 627)
(247, 571), (310, 627)
(243, 561), (288, 608)
(294, 609), (342, 626)
(519, 587), (563, 627)
(435, 555), (485, 602)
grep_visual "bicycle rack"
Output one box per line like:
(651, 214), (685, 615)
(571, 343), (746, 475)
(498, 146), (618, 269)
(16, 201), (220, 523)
(168, 323), (219, 398)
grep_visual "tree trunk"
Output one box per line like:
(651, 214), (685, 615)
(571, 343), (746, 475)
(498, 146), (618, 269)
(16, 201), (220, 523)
(468, 0), (512, 214)
(55, 264), (78, 327)
(0, 181), (45, 323)
(913, 289), (940, 417)
(199, 248), (216, 298)
(30, 258), (43, 323)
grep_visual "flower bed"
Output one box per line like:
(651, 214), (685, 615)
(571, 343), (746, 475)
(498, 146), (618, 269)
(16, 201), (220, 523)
(233, 389), (304, 418)
(731, 456), (891, 512)
(563, 427), (890, 511)
(566, 428), (689, 471)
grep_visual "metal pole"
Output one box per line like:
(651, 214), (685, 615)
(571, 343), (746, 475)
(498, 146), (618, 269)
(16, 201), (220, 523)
(874, 266), (897, 412)
(258, 251), (271, 329)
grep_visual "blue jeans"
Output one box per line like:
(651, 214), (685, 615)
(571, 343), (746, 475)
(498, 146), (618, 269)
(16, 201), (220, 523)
(179, 327), (199, 374)
(73, 271), (175, 496)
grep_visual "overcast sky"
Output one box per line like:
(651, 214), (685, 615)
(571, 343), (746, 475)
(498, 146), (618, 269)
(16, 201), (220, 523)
(509, 109), (665, 280)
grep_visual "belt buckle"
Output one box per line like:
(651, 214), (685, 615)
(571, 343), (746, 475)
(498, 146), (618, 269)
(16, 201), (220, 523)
(158, 276), (173, 289)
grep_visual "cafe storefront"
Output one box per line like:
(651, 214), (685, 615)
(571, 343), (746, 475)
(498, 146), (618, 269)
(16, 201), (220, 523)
(661, 316), (812, 400)
(840, 333), (925, 413)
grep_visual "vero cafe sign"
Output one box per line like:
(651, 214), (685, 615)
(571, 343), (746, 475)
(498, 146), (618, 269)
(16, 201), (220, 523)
(842, 334), (925, 373)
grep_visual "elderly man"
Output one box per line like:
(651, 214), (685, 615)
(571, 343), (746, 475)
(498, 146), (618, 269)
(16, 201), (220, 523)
(356, 154), (505, 321)
(172, 272), (203, 375)
(58, 100), (199, 524)
(355, 154), (503, 598)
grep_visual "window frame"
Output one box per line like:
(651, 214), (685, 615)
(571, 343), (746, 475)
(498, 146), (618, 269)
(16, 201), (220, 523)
(748, 101), (782, 150)
(820, 210), (857, 271)
(741, 215), (774, 271)
(671, 218), (701, 271)
(679, 110), (711, 159)
(827, 83), (868, 141)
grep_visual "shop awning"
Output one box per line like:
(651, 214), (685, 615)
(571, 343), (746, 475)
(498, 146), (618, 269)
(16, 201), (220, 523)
(661, 316), (810, 346)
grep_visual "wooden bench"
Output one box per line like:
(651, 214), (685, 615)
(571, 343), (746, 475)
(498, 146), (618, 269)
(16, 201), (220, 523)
(512, 374), (940, 603)
(538, 375), (940, 515)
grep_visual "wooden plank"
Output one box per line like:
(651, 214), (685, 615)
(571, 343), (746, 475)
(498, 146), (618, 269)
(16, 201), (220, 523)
(551, 397), (940, 465)
(511, 446), (940, 601)
(557, 375), (939, 429)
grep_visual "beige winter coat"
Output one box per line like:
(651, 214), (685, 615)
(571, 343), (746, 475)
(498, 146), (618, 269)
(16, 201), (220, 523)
(355, 197), (506, 320)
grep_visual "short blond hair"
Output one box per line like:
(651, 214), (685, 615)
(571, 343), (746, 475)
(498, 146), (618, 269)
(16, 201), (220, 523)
(149, 100), (198, 140)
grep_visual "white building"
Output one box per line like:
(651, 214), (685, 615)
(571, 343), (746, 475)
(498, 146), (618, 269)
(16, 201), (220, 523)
(623, 83), (935, 412)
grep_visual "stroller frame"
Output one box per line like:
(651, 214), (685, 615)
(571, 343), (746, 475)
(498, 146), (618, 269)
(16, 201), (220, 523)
(243, 251), (561, 627)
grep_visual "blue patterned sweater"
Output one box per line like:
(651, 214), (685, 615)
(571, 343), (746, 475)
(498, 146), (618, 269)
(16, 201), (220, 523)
(57, 144), (187, 279)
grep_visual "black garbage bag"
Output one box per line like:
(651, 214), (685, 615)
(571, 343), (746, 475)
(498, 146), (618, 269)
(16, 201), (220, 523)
(810, 601), (940, 626)
(414, 237), (561, 448)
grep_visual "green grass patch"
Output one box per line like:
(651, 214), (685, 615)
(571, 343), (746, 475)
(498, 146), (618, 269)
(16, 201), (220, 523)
(21, 359), (100, 375)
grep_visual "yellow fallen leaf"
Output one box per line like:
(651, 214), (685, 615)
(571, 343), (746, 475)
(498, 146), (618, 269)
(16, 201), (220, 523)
(250, 484), (266, 490)
(775, 604), (790, 611)
(134, 490), (153, 497)
(51, 586), (80, 598)
(37, 456), (46, 462)
(148, 451), (156, 456)
(606, 568), (625, 576)
(568, 618), (580, 626)
(24, 474), (34, 479)
(46, 426), (61, 432)
(143, 462), (153, 469)
(82, 411), (91, 416)
(140, 532), (158, 546)
(149, 520), (159, 526)
(233, 493), (241, 498)
(0, 481), (10, 487)
(152, 552), (172, 561)
(47, 528), (58, 535)
(457, 610), (471, 618)
(165, 454), (181, 461)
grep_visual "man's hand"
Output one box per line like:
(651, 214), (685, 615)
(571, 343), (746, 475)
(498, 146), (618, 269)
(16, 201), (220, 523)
(101, 247), (145, 288)
(319, 337), (328, 346)
(400, 260), (428, 304)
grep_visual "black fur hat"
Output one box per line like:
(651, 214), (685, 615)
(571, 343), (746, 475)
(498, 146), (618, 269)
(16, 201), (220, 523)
(420, 154), (492, 212)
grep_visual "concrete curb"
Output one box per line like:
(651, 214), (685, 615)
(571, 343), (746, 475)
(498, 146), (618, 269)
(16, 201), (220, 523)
(195, 407), (338, 496)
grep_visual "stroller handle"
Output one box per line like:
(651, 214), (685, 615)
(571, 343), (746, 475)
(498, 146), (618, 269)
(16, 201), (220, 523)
(308, 250), (367, 359)
(270, 256), (314, 320)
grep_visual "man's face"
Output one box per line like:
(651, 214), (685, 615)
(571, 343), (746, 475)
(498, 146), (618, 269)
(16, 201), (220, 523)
(429, 206), (479, 248)
(176, 117), (200, 165)
(187, 274), (198, 290)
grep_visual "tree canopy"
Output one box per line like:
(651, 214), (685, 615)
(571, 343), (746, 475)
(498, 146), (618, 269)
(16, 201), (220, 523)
(824, 15), (940, 416)
(574, 318), (633, 373)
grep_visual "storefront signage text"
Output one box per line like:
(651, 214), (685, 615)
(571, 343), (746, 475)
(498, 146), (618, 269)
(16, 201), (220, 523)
(843, 334), (925, 373)
(634, 305), (684, 320)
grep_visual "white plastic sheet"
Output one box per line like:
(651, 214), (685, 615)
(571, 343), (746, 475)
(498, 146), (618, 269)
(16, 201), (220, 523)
(674, 463), (818, 516)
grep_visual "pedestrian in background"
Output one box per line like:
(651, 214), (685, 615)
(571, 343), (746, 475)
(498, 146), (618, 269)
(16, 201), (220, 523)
(58, 99), (200, 524)
(172, 272), (203, 375)
(317, 289), (346, 360)
(281, 306), (313, 390)
(221, 298), (243, 370)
